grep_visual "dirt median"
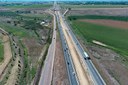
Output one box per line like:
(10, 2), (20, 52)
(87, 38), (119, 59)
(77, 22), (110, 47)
(52, 31), (69, 85)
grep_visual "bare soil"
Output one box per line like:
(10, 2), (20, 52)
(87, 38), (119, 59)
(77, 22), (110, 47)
(52, 31), (69, 85)
(80, 19), (128, 29)
(68, 8), (128, 16)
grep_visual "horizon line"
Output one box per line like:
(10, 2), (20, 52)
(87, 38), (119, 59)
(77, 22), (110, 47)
(0, 0), (128, 2)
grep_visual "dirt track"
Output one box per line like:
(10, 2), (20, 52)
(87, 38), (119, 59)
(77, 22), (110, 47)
(0, 35), (12, 79)
(80, 19), (128, 29)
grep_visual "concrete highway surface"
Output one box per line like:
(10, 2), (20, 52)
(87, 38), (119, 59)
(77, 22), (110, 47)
(38, 10), (56, 85)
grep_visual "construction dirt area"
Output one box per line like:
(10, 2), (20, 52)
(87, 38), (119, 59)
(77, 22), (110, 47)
(80, 19), (128, 29)
(0, 35), (12, 79)
(52, 31), (69, 85)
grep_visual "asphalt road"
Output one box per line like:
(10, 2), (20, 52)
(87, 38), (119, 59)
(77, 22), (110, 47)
(38, 10), (56, 85)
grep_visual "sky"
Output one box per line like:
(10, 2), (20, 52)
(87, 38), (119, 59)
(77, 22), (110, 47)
(1, 0), (128, 2)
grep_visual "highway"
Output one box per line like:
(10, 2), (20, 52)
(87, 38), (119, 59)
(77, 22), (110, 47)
(56, 10), (94, 85)
(38, 10), (56, 85)
(39, 2), (106, 85)
(55, 3), (106, 85)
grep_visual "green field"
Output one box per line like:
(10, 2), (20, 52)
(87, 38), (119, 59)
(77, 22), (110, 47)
(69, 16), (128, 61)
(61, 4), (128, 8)
(68, 15), (128, 21)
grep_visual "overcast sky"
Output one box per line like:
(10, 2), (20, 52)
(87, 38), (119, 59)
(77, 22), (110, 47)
(1, 0), (128, 2)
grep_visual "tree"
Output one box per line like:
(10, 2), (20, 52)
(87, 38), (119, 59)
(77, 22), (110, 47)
(7, 20), (11, 24)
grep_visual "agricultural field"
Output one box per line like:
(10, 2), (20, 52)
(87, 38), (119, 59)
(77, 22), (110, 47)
(68, 14), (128, 85)
(0, 3), (53, 85)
